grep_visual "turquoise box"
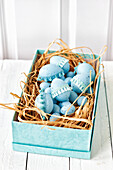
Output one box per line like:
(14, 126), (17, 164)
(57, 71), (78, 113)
(12, 50), (101, 159)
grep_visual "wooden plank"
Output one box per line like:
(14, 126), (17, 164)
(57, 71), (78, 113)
(2, 0), (18, 59)
(15, 0), (60, 59)
(60, 0), (69, 44)
(27, 153), (69, 170)
(0, 109), (27, 170)
(70, 74), (113, 170)
(76, 0), (109, 56)
(103, 61), (113, 149)
(0, 61), (32, 170)
(68, 0), (77, 48)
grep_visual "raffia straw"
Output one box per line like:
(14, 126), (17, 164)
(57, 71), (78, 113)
(90, 45), (108, 63)
(10, 92), (21, 99)
(90, 70), (92, 95)
(20, 106), (93, 126)
(0, 39), (107, 130)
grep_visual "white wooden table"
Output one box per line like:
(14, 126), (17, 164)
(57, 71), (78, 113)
(0, 60), (113, 170)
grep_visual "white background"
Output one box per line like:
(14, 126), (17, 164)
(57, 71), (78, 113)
(0, 0), (111, 60)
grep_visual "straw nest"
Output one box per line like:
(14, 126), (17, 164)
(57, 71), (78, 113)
(0, 39), (107, 130)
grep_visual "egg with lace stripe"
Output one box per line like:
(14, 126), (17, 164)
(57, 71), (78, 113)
(50, 56), (70, 73)
(51, 78), (71, 102)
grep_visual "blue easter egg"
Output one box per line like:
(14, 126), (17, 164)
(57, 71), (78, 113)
(51, 78), (71, 102)
(71, 74), (90, 93)
(40, 82), (50, 90)
(49, 113), (60, 122)
(37, 64), (64, 82)
(87, 86), (94, 94)
(64, 77), (71, 86)
(59, 101), (71, 108)
(60, 75), (65, 80)
(66, 71), (75, 78)
(77, 96), (87, 106)
(60, 103), (75, 115)
(69, 91), (78, 103)
(50, 56), (70, 73)
(35, 92), (53, 114)
(75, 62), (95, 81)
(45, 87), (51, 94)
(52, 104), (60, 113)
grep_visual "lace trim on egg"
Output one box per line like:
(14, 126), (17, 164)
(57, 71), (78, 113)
(58, 58), (68, 68)
(71, 76), (87, 92)
(52, 84), (72, 98)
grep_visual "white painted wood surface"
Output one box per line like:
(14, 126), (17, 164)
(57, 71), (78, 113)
(15, 0), (60, 60)
(0, 60), (32, 170)
(0, 0), (110, 60)
(103, 61), (113, 151)
(0, 60), (113, 170)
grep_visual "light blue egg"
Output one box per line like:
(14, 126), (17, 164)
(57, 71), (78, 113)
(35, 92), (53, 114)
(66, 71), (75, 78)
(52, 104), (60, 113)
(40, 82), (50, 90)
(45, 87), (51, 94)
(61, 103), (75, 116)
(50, 56), (70, 73)
(64, 77), (71, 86)
(49, 113), (60, 122)
(59, 101), (71, 108)
(37, 64), (64, 82)
(60, 75), (65, 80)
(77, 96), (87, 106)
(71, 74), (90, 93)
(69, 91), (78, 103)
(75, 62), (95, 81)
(51, 78), (71, 102)
(87, 86), (94, 94)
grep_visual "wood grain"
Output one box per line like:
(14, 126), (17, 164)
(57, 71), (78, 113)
(0, 60), (113, 170)
(27, 154), (69, 170)
(0, 60), (31, 170)
(103, 61), (113, 151)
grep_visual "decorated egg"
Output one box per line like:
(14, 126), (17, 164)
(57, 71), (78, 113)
(60, 102), (75, 115)
(49, 113), (60, 122)
(59, 101), (71, 108)
(69, 91), (78, 103)
(50, 56), (70, 73)
(35, 92), (53, 114)
(64, 77), (71, 86)
(37, 64), (64, 82)
(74, 62), (95, 81)
(66, 71), (75, 78)
(51, 78), (71, 102)
(52, 104), (60, 113)
(40, 82), (50, 91)
(71, 74), (90, 93)
(77, 96), (87, 106)
(45, 87), (51, 94)
(60, 75), (65, 80)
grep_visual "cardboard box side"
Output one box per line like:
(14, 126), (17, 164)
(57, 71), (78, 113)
(12, 51), (101, 155)
(90, 61), (102, 151)
(13, 143), (91, 159)
(12, 121), (91, 151)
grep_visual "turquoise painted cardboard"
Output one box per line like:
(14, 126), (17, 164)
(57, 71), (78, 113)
(12, 50), (101, 159)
